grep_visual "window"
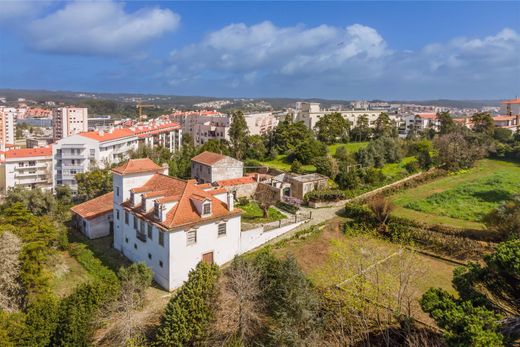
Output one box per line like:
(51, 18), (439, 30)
(158, 231), (164, 246)
(125, 237), (128, 243)
(133, 215), (138, 230)
(159, 260), (163, 268)
(90, 149), (95, 157)
(140, 220), (145, 234)
(203, 202), (211, 215)
(116, 210), (120, 220)
(187, 229), (197, 245)
(218, 223), (227, 237)
(148, 253), (152, 260)
(147, 224), (153, 240)
(134, 243), (137, 250)
(116, 186), (119, 197)
(125, 211), (129, 225)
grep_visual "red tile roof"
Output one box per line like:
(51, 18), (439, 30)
(122, 172), (241, 230)
(71, 192), (113, 220)
(191, 151), (227, 165)
(493, 115), (516, 121)
(216, 176), (255, 187)
(5, 146), (52, 159)
(502, 98), (520, 104)
(112, 158), (163, 175)
(416, 113), (437, 120)
(133, 122), (181, 138)
(79, 128), (135, 142)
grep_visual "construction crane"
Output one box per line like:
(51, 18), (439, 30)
(136, 102), (155, 121)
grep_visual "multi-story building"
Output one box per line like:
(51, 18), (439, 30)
(0, 147), (53, 193)
(501, 98), (520, 115)
(492, 115), (520, 130)
(244, 112), (279, 135)
(0, 107), (17, 147)
(170, 111), (230, 145)
(111, 158), (241, 290)
(52, 107), (88, 141)
(296, 102), (398, 130)
(398, 113), (440, 137)
(191, 151), (244, 184)
(53, 121), (181, 192)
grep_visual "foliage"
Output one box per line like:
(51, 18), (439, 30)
(404, 160), (420, 173)
(76, 168), (113, 201)
(0, 231), (22, 312)
(304, 189), (346, 202)
(275, 201), (299, 214)
(484, 194), (520, 240)
(198, 139), (231, 156)
(254, 185), (281, 220)
(493, 127), (513, 143)
(288, 138), (327, 165)
(229, 110), (249, 160)
(155, 262), (220, 346)
(314, 112), (350, 144)
(238, 200), (286, 223)
(244, 135), (268, 161)
(471, 112), (495, 136)
(68, 243), (119, 283)
(434, 132), (484, 171)
(271, 120), (314, 153)
(4, 187), (56, 217)
(356, 136), (403, 168)
(373, 112), (397, 138)
(290, 159), (302, 173)
(313, 155), (339, 179)
(420, 288), (504, 346)
(437, 111), (456, 135)
(368, 196), (395, 233)
(350, 114), (372, 141)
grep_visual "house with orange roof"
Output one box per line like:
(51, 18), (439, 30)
(0, 146), (53, 193)
(501, 98), (520, 116)
(71, 192), (114, 239)
(191, 151), (244, 184)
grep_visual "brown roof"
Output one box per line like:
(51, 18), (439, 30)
(5, 146), (52, 159)
(112, 158), (163, 175)
(217, 176), (256, 187)
(121, 173), (241, 230)
(191, 151), (227, 165)
(71, 192), (113, 220)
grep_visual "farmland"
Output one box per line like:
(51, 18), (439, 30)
(389, 159), (520, 229)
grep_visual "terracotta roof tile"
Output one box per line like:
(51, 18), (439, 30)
(5, 146), (52, 159)
(191, 151), (227, 165)
(71, 192), (113, 220)
(416, 113), (437, 120)
(502, 98), (520, 104)
(112, 158), (163, 175)
(216, 176), (255, 187)
(79, 128), (136, 142)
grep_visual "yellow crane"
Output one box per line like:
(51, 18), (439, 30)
(136, 102), (155, 121)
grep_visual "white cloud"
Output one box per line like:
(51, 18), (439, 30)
(0, 1), (52, 23)
(27, 1), (180, 55)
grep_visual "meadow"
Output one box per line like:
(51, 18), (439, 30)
(390, 159), (520, 229)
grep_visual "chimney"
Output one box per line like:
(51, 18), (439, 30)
(161, 163), (169, 175)
(226, 191), (234, 211)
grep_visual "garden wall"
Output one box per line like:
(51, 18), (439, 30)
(238, 220), (308, 254)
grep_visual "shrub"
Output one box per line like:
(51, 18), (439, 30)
(275, 201), (299, 214)
(304, 189), (346, 202)
(404, 160), (420, 173)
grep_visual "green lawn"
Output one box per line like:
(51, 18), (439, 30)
(259, 142), (369, 173)
(390, 159), (520, 229)
(381, 156), (416, 178)
(238, 201), (287, 223)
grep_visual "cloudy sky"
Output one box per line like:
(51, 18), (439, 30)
(0, 1), (519, 100)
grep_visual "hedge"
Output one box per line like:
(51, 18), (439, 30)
(275, 201), (299, 214)
(305, 189), (347, 203)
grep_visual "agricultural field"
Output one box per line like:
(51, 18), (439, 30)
(272, 219), (457, 322)
(389, 159), (520, 230)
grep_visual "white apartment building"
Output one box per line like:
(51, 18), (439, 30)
(0, 147), (53, 193)
(0, 107), (17, 147)
(398, 113), (440, 137)
(170, 111), (230, 145)
(244, 112), (279, 135)
(296, 102), (398, 130)
(111, 159), (242, 290)
(53, 122), (182, 192)
(53, 107), (89, 141)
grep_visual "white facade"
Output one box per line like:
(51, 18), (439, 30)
(0, 107), (16, 147)
(170, 111), (229, 145)
(296, 102), (398, 130)
(53, 107), (89, 141)
(398, 113), (440, 137)
(244, 112), (279, 135)
(0, 147), (53, 194)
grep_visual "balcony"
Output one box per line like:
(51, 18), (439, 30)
(15, 164), (47, 171)
(61, 153), (85, 159)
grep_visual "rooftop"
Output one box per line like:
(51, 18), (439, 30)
(5, 146), (52, 159)
(502, 98), (520, 105)
(291, 173), (329, 183)
(71, 192), (114, 220)
(216, 176), (256, 187)
(112, 158), (163, 175)
(79, 128), (136, 142)
(191, 151), (228, 165)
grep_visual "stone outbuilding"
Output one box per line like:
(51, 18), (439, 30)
(191, 151), (244, 183)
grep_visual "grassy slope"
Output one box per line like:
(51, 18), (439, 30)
(390, 159), (520, 229)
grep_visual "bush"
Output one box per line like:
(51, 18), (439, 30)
(275, 201), (299, 214)
(405, 160), (420, 173)
(304, 189), (346, 202)
(68, 243), (118, 283)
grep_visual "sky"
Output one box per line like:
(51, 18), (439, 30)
(0, 1), (519, 100)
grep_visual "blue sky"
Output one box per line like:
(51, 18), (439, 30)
(0, 1), (519, 100)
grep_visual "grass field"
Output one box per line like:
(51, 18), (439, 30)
(238, 201), (287, 223)
(49, 251), (93, 297)
(272, 219), (456, 322)
(390, 159), (520, 229)
(259, 142), (369, 173)
(381, 156), (416, 178)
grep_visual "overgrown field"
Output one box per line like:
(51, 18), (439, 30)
(390, 159), (520, 229)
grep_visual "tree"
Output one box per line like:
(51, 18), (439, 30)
(415, 140), (433, 170)
(244, 135), (267, 161)
(493, 128), (513, 143)
(4, 187), (56, 216)
(271, 120), (314, 153)
(368, 196), (395, 234)
(313, 156), (339, 180)
(437, 111), (456, 135)
(75, 168), (112, 201)
(229, 110), (249, 160)
(472, 112), (495, 136)
(434, 132), (484, 171)
(55, 185), (73, 206)
(373, 112), (397, 138)
(0, 232), (22, 312)
(254, 185), (278, 218)
(350, 114), (372, 141)
(155, 262), (220, 346)
(289, 138), (327, 165)
(484, 195), (520, 240)
(314, 112), (350, 144)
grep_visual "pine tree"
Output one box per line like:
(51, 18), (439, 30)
(229, 110), (249, 160)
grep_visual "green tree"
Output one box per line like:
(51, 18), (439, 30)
(4, 187), (56, 216)
(314, 112), (350, 144)
(434, 132), (484, 171)
(75, 168), (112, 201)
(272, 120), (314, 153)
(472, 112), (495, 136)
(493, 128), (513, 143)
(229, 110), (249, 160)
(155, 262), (220, 346)
(289, 138), (327, 165)
(373, 112), (397, 138)
(415, 140), (433, 170)
(198, 139), (231, 156)
(484, 195), (520, 240)
(437, 111), (456, 135)
(313, 156), (339, 180)
(290, 159), (303, 174)
(244, 135), (267, 161)
(350, 114), (372, 141)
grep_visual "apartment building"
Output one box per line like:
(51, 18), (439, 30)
(0, 107), (17, 147)
(398, 113), (440, 137)
(53, 107), (89, 141)
(0, 147), (53, 193)
(53, 121), (181, 191)
(296, 102), (398, 129)
(170, 111), (230, 145)
(501, 98), (520, 115)
(244, 112), (279, 135)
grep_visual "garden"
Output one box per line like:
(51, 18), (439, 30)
(236, 200), (287, 224)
